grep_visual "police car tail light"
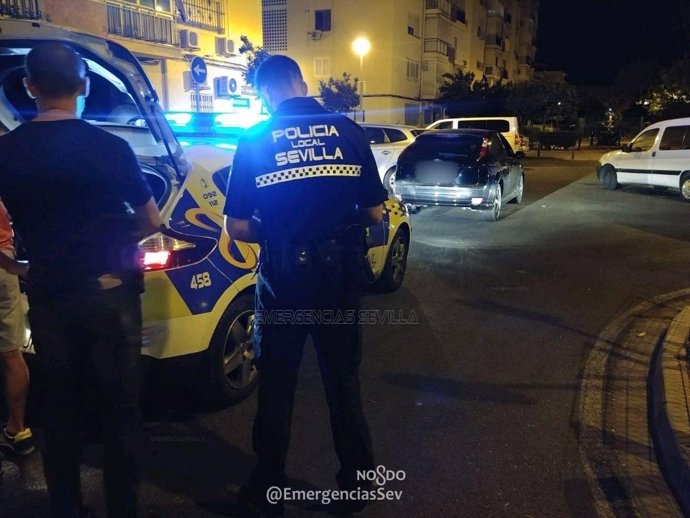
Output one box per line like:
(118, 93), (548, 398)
(139, 231), (213, 271)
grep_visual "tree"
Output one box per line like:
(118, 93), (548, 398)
(506, 80), (577, 128)
(318, 73), (360, 113)
(436, 71), (508, 116)
(640, 57), (690, 120)
(238, 35), (270, 87)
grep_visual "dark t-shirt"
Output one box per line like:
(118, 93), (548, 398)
(223, 97), (387, 245)
(0, 119), (152, 293)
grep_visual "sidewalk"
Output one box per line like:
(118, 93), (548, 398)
(524, 143), (613, 162)
(578, 290), (690, 517)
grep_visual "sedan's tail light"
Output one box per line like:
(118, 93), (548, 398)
(139, 230), (215, 271)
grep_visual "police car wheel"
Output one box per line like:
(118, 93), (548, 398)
(374, 228), (409, 293)
(202, 293), (258, 405)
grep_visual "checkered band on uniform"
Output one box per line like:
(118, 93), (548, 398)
(256, 164), (362, 188)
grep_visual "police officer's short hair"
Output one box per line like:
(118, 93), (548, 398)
(25, 42), (86, 98)
(255, 55), (303, 91)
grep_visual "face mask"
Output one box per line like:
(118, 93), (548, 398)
(76, 94), (86, 118)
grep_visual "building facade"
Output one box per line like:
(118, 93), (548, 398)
(261, 0), (538, 125)
(1, 0), (263, 116)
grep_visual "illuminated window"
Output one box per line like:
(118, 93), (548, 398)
(314, 57), (331, 77)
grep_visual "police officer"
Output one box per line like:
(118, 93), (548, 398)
(223, 55), (387, 516)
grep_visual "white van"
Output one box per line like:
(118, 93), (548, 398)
(597, 117), (690, 201)
(426, 116), (525, 156)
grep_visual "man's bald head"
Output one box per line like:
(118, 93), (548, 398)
(25, 42), (86, 98)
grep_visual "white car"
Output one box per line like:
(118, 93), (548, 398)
(361, 123), (424, 192)
(426, 116), (526, 157)
(597, 117), (690, 201)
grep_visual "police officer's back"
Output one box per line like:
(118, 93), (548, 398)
(223, 55), (387, 516)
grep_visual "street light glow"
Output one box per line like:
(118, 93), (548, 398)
(352, 36), (371, 58)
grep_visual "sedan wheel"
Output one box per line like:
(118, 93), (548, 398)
(482, 183), (502, 221)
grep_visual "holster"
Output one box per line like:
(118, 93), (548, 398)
(261, 225), (374, 288)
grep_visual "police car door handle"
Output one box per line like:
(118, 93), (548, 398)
(381, 150), (392, 155)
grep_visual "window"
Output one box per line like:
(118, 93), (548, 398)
(314, 57), (331, 77)
(364, 127), (387, 145)
(384, 129), (407, 143)
(179, 0), (224, 32)
(433, 120), (454, 129)
(659, 126), (690, 150)
(406, 60), (420, 80)
(488, 134), (506, 160)
(408, 14), (420, 37)
(629, 129), (659, 152)
(315, 9), (331, 31)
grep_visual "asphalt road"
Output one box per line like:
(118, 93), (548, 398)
(3, 155), (690, 517)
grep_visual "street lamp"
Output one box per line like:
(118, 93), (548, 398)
(352, 36), (371, 122)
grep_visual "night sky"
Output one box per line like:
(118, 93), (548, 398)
(535, 0), (689, 85)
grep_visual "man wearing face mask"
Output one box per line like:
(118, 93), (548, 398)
(0, 42), (161, 517)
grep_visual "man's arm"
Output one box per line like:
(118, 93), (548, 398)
(133, 197), (162, 237)
(224, 215), (261, 243)
(0, 253), (28, 276)
(357, 204), (383, 226)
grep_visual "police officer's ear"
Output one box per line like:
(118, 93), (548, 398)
(22, 77), (37, 100)
(298, 79), (308, 96)
(81, 76), (90, 98)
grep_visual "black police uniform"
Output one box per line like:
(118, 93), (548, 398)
(224, 96), (387, 504)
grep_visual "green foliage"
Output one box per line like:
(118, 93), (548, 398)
(238, 35), (270, 87)
(641, 57), (690, 119)
(318, 73), (360, 113)
(436, 71), (509, 116)
(506, 80), (577, 126)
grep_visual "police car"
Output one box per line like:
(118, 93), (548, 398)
(0, 20), (411, 405)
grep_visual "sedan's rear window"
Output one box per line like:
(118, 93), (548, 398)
(400, 134), (483, 163)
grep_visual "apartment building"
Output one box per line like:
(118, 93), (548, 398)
(0, 0), (263, 114)
(262, 0), (538, 125)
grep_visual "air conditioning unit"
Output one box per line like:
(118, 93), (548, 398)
(179, 29), (200, 50)
(227, 39), (235, 54)
(215, 37), (227, 56)
(214, 76), (230, 97)
(309, 30), (323, 40)
(182, 70), (207, 91)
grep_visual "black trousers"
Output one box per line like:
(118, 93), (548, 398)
(29, 282), (144, 518)
(249, 271), (375, 497)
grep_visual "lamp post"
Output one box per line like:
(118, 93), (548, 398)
(352, 36), (371, 122)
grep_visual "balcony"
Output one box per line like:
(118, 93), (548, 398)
(0, 0), (42, 19)
(424, 38), (455, 59)
(178, 0), (224, 33)
(425, 0), (466, 24)
(106, 2), (176, 45)
(485, 33), (505, 51)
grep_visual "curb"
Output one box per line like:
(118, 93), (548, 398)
(649, 305), (690, 517)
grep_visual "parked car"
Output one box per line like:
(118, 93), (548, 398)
(395, 129), (525, 221)
(426, 116), (526, 157)
(361, 123), (424, 192)
(597, 117), (690, 201)
(0, 19), (412, 405)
